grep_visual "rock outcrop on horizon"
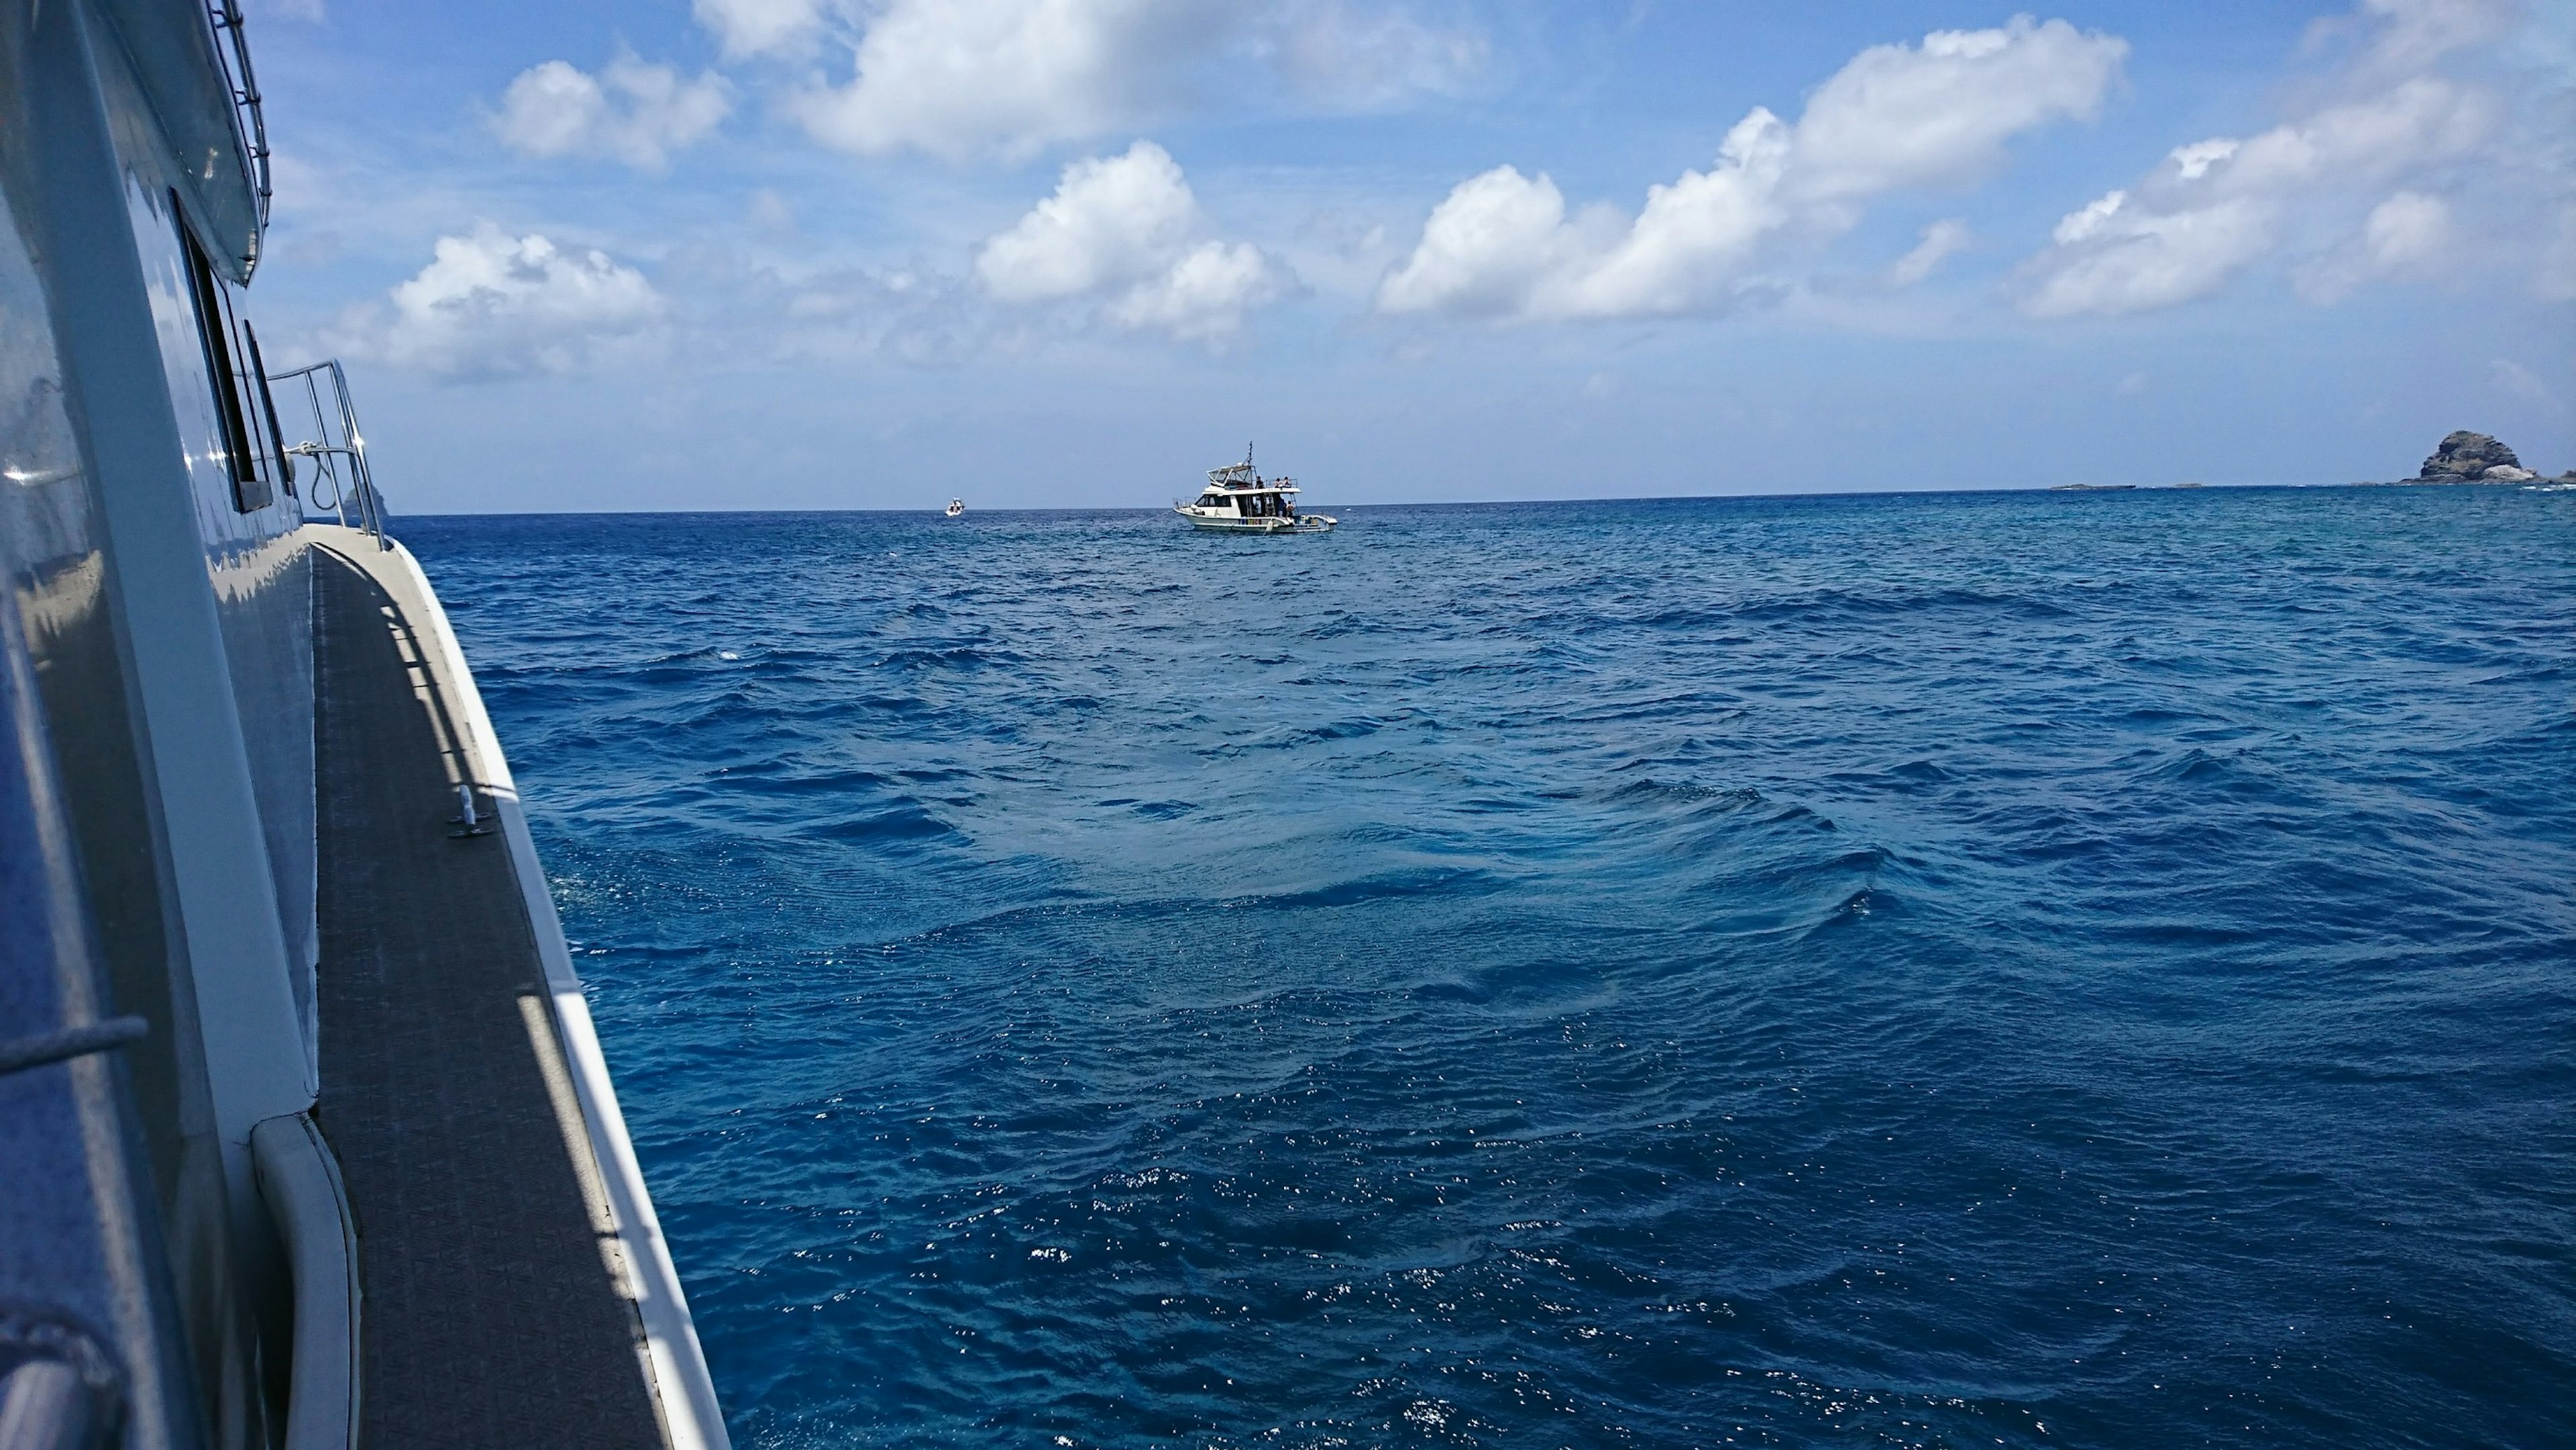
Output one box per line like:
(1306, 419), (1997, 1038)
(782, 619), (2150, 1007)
(2418, 431), (2538, 482)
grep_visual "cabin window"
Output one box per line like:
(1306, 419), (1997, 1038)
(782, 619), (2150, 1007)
(241, 321), (295, 498)
(178, 212), (272, 513)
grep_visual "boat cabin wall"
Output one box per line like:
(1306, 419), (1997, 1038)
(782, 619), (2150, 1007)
(1, 0), (318, 1441)
(98, 32), (320, 1043)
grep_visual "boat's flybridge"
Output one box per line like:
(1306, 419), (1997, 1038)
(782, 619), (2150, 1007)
(1176, 446), (1338, 532)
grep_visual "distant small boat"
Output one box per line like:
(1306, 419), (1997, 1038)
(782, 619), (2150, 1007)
(1174, 444), (1336, 533)
(945, 499), (965, 517)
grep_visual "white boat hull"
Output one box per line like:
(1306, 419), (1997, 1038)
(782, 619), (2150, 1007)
(1175, 508), (1336, 533)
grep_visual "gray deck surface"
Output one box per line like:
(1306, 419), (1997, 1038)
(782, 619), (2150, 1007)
(313, 544), (669, 1449)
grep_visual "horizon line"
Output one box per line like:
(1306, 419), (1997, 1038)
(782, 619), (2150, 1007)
(380, 479), (2448, 520)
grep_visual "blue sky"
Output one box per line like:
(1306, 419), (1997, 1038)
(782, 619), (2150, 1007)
(238, 0), (2574, 513)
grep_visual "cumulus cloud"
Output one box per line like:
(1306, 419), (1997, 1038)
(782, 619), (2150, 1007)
(759, 0), (1483, 162)
(1105, 242), (1281, 341)
(1377, 16), (2123, 321)
(979, 142), (1199, 299)
(977, 141), (1287, 342)
(2019, 0), (2538, 317)
(493, 52), (730, 170)
(798, 0), (1208, 161)
(331, 225), (667, 379)
(1790, 22), (2130, 204)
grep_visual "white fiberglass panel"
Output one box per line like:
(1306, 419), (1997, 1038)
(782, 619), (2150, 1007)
(100, 32), (319, 1057)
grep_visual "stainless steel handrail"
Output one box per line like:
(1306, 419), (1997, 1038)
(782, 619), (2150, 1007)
(206, 0), (271, 229)
(267, 359), (390, 548)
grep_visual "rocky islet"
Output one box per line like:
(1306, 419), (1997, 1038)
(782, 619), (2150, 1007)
(2412, 430), (2568, 483)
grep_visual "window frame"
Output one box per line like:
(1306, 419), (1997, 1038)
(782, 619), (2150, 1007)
(176, 204), (272, 513)
(239, 320), (294, 499)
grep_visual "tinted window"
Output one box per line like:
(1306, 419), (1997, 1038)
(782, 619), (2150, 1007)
(240, 321), (294, 497)
(178, 213), (270, 513)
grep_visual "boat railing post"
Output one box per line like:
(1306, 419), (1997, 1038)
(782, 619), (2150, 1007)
(323, 360), (388, 548)
(290, 369), (343, 528)
(266, 358), (390, 545)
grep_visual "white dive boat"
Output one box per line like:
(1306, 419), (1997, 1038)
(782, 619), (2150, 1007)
(0, 3), (726, 1446)
(1175, 446), (1337, 532)
(945, 499), (964, 517)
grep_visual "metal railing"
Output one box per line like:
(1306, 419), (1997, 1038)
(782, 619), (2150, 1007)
(205, 0), (271, 230)
(268, 359), (390, 548)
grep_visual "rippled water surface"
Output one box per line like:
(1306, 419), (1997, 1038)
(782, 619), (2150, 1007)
(405, 488), (2575, 1449)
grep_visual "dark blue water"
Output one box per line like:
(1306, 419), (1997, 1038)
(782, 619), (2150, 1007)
(404, 488), (2576, 1449)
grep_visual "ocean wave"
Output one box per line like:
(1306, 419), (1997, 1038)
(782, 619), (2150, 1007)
(405, 488), (2576, 1450)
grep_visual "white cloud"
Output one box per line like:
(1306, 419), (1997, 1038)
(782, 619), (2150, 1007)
(1378, 16), (2123, 321)
(1107, 242), (1285, 342)
(493, 52), (730, 170)
(1789, 19), (2127, 204)
(2167, 140), (2239, 181)
(331, 225), (667, 379)
(694, 0), (826, 58)
(2312, 0), (2520, 82)
(979, 142), (1201, 301)
(2022, 190), (2277, 317)
(2020, 0), (2527, 317)
(2297, 189), (2456, 299)
(247, 0), (326, 21)
(977, 141), (1286, 342)
(2052, 190), (2127, 244)
(775, 0), (1484, 162)
(796, 0), (1201, 162)
(1374, 166), (1589, 318)
(1886, 219), (1971, 286)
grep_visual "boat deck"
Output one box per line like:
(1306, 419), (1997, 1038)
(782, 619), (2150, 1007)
(312, 539), (672, 1448)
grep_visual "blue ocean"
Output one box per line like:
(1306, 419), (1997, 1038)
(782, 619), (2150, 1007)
(402, 487), (2576, 1449)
